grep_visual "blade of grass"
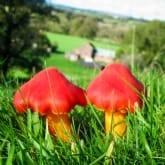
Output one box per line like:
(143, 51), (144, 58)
(17, 139), (35, 165)
(6, 143), (15, 165)
(89, 153), (106, 165)
(104, 140), (115, 165)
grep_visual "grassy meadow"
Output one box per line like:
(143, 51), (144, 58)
(45, 32), (119, 52)
(0, 32), (165, 165)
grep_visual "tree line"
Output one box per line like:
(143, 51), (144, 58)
(116, 20), (165, 70)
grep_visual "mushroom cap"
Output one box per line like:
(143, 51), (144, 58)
(13, 67), (87, 115)
(86, 63), (144, 113)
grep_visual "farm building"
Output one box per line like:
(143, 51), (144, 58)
(65, 43), (115, 65)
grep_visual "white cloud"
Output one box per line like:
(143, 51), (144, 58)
(48, 0), (165, 20)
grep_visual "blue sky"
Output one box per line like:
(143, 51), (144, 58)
(47, 0), (165, 20)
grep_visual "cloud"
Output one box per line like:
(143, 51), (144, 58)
(48, 0), (165, 20)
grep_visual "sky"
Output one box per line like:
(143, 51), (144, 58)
(47, 0), (165, 21)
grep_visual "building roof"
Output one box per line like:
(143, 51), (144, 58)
(94, 48), (116, 58)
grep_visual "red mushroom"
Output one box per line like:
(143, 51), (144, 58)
(86, 63), (144, 137)
(13, 67), (87, 142)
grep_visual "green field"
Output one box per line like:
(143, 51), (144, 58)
(1, 67), (165, 164)
(45, 32), (119, 52)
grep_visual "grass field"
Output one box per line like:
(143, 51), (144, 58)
(0, 64), (165, 164)
(45, 32), (119, 52)
(0, 32), (165, 164)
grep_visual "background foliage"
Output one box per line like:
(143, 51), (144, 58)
(0, 0), (53, 79)
(117, 20), (165, 70)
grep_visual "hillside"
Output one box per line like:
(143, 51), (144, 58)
(31, 4), (146, 44)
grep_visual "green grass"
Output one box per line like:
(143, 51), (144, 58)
(45, 32), (119, 52)
(0, 66), (165, 164)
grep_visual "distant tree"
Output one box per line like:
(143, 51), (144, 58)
(69, 16), (84, 35)
(117, 20), (165, 69)
(78, 17), (98, 39)
(156, 45), (165, 70)
(24, 0), (45, 3)
(0, 0), (46, 5)
(0, 0), (51, 78)
(70, 16), (98, 39)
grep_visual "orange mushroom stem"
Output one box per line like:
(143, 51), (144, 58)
(105, 111), (127, 137)
(47, 113), (72, 142)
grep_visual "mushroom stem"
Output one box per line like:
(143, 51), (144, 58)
(105, 111), (127, 137)
(47, 113), (72, 142)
